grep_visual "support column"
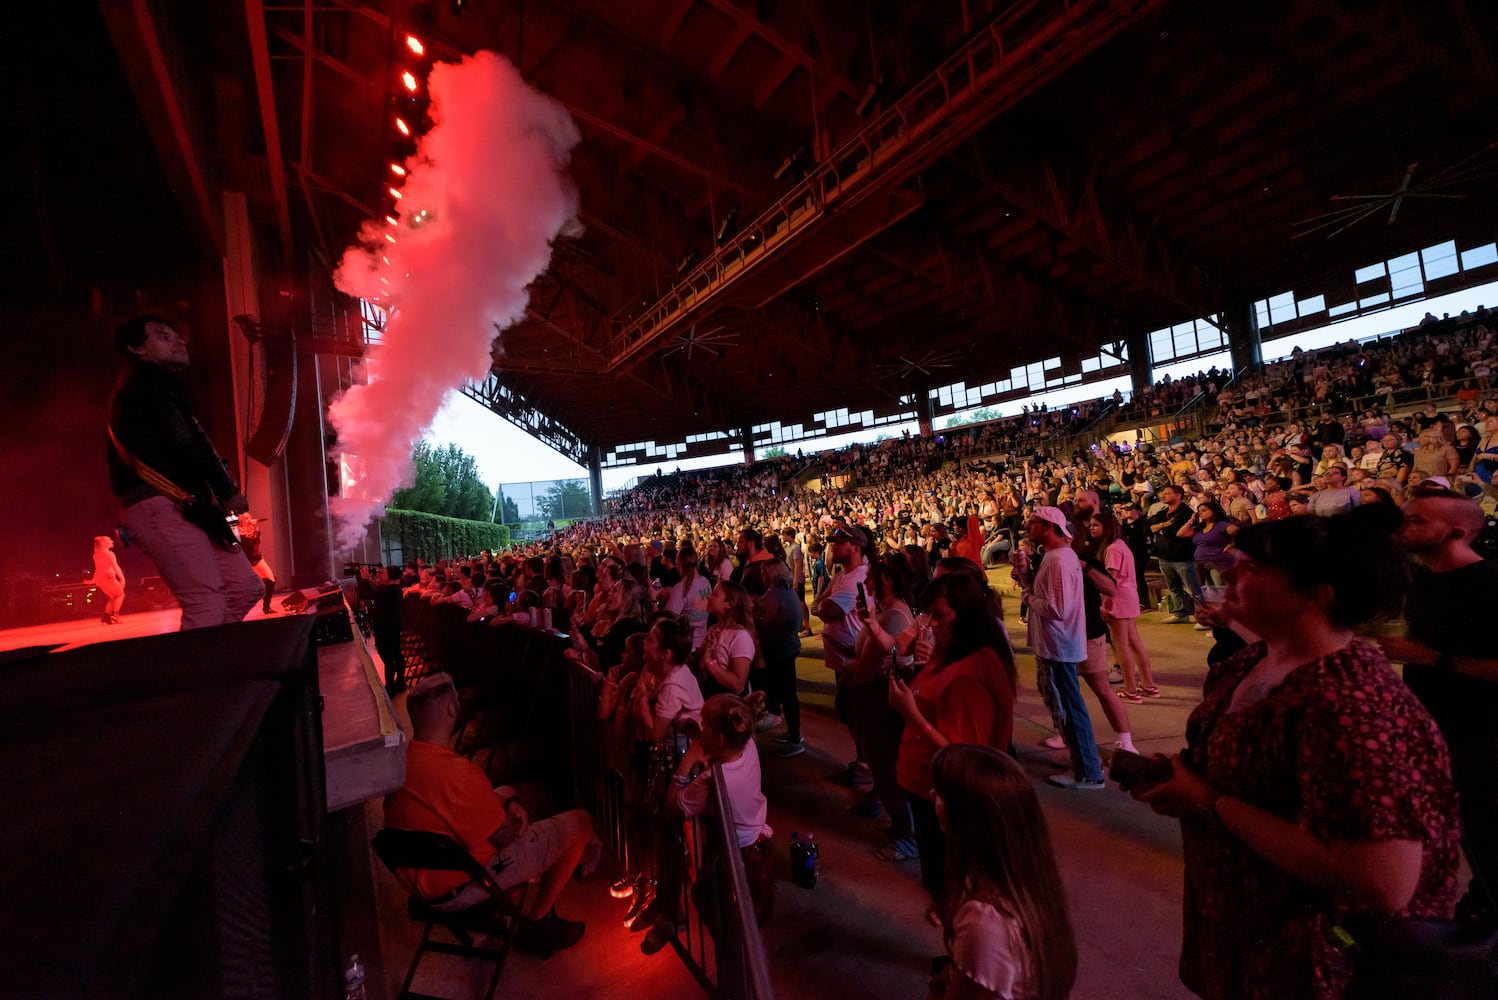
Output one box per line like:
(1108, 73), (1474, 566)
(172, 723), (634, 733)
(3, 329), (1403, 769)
(917, 388), (935, 438)
(587, 445), (604, 517)
(1126, 328), (1153, 399)
(742, 425), (756, 465)
(1226, 301), (1263, 375)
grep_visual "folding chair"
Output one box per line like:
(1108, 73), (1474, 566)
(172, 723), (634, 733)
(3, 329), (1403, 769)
(371, 829), (529, 1000)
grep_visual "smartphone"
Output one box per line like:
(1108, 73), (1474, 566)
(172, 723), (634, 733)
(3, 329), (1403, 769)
(855, 581), (868, 617)
(1108, 750), (1173, 791)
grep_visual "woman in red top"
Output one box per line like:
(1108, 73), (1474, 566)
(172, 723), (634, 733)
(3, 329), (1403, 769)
(889, 572), (1017, 926)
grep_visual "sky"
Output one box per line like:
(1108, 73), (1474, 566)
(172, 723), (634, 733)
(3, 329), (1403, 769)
(428, 277), (1498, 502)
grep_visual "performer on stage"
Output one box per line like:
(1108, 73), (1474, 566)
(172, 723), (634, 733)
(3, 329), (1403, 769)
(237, 513), (277, 614)
(91, 535), (126, 624)
(107, 315), (262, 631)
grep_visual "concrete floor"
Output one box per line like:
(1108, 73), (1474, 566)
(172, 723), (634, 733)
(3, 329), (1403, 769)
(373, 571), (1214, 999)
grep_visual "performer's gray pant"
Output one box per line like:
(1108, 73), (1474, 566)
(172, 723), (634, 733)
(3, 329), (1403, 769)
(124, 496), (263, 630)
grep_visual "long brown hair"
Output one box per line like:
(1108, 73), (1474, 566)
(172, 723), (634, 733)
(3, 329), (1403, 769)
(933, 744), (1076, 1000)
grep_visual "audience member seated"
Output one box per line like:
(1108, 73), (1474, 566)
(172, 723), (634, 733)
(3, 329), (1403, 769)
(383, 674), (600, 958)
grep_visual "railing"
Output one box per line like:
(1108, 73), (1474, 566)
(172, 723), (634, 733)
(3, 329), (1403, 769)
(400, 597), (773, 999)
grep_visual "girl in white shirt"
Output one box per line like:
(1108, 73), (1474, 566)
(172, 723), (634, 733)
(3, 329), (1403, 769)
(929, 745), (1076, 1000)
(670, 691), (774, 925)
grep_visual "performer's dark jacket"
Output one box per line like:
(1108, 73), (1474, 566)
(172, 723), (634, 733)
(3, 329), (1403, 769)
(107, 360), (241, 507)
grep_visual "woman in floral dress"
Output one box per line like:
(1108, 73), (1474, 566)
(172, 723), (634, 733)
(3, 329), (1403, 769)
(1127, 508), (1459, 999)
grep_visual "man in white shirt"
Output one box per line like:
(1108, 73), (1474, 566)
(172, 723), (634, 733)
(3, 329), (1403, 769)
(1018, 507), (1104, 789)
(816, 525), (873, 674)
(817, 525), (876, 786)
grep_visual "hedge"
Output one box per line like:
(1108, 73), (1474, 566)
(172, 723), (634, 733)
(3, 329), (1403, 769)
(382, 508), (511, 563)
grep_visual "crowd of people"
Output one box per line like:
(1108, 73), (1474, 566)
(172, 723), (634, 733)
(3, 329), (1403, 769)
(376, 308), (1497, 997)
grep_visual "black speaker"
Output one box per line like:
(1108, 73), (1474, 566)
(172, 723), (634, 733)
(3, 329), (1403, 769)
(238, 315), (298, 465)
(0, 616), (333, 999)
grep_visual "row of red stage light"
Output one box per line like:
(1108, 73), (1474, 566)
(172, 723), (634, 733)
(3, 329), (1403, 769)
(384, 32), (428, 247)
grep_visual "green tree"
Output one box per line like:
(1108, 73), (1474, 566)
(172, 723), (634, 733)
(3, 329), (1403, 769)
(538, 480), (594, 520)
(391, 442), (497, 522)
(945, 406), (1001, 429)
(498, 493), (521, 525)
(762, 445), (788, 459)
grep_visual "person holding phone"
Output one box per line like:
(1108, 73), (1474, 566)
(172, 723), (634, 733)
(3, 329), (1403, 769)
(889, 572), (1016, 926)
(844, 553), (920, 862)
(1124, 509), (1459, 999)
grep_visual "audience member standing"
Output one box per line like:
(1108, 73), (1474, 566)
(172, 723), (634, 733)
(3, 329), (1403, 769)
(1387, 485), (1498, 920)
(1018, 507), (1104, 790)
(929, 744), (1077, 1000)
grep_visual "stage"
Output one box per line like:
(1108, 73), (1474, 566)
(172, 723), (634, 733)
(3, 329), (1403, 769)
(0, 595), (407, 812)
(0, 601), (288, 655)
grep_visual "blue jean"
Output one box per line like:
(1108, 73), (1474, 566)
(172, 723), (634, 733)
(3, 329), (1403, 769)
(1158, 559), (1203, 613)
(123, 496), (264, 630)
(1037, 658), (1104, 782)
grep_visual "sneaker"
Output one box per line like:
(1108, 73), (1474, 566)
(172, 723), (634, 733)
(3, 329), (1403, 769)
(515, 909), (586, 958)
(1162, 614), (1189, 624)
(773, 733), (799, 744)
(1193, 622), (1211, 631)
(873, 840), (920, 862)
(610, 871), (640, 899)
(626, 900), (660, 933)
(1042, 734), (1067, 750)
(640, 914), (682, 955)
(774, 739), (806, 758)
(623, 881), (655, 925)
(1108, 665), (1124, 685)
(1047, 774), (1106, 791)
(755, 712), (783, 732)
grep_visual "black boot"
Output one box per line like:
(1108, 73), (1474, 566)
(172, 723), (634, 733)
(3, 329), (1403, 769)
(262, 578), (276, 614)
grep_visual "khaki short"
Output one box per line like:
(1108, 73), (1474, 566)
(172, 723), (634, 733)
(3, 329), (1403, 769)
(435, 806), (596, 912)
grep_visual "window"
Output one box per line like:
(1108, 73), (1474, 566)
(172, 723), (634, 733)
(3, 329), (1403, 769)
(1354, 262), (1387, 284)
(1358, 291), (1390, 309)
(1387, 252), (1422, 299)
(1268, 291), (1296, 326)
(1254, 299), (1271, 329)
(1422, 241), (1459, 280)
(1461, 243), (1498, 271)
(1296, 294), (1326, 317)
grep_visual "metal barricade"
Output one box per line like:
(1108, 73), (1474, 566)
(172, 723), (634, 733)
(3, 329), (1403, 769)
(402, 599), (775, 999)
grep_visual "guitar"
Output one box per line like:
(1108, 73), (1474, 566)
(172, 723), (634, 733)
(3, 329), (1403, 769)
(109, 426), (243, 552)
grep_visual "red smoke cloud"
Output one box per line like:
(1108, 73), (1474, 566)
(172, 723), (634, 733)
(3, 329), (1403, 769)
(330, 51), (580, 550)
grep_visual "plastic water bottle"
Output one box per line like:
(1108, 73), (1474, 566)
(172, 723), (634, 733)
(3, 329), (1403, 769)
(791, 832), (818, 888)
(344, 955), (367, 1000)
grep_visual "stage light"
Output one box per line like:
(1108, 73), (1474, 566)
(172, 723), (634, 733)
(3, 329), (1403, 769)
(390, 163), (407, 177)
(395, 117), (411, 136)
(385, 214), (399, 226)
(405, 34), (425, 56)
(381, 255), (390, 265)
(401, 71), (419, 93)
(385, 233), (397, 244)
(389, 186), (403, 199)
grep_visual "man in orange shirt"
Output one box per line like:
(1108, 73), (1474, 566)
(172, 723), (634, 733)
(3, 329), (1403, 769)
(384, 674), (598, 957)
